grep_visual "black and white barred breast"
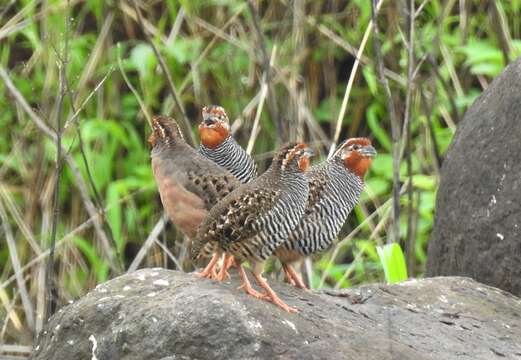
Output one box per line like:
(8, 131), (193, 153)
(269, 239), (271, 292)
(277, 160), (364, 256)
(199, 136), (257, 183)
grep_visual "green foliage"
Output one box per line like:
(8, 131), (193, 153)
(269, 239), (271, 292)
(377, 243), (408, 284)
(73, 237), (110, 284)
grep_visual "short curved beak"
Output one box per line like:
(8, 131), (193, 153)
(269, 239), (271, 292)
(202, 117), (216, 127)
(304, 148), (315, 157)
(361, 145), (377, 157)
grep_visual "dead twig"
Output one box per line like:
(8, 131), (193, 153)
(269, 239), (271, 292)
(246, 46), (277, 155)
(403, 0), (416, 272)
(46, 2), (69, 318)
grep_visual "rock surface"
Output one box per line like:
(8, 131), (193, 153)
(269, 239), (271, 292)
(427, 57), (521, 295)
(31, 269), (521, 360)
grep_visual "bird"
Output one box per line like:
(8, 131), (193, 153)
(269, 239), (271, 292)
(198, 105), (259, 276)
(191, 143), (313, 313)
(198, 105), (257, 184)
(274, 138), (376, 289)
(148, 115), (241, 279)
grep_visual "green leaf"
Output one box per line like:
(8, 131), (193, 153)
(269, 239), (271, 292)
(362, 177), (390, 201)
(469, 62), (504, 77)
(73, 237), (109, 283)
(460, 40), (504, 76)
(362, 66), (378, 96)
(460, 41), (503, 65)
(106, 183), (122, 250)
(366, 104), (392, 151)
(376, 243), (408, 284)
(369, 153), (393, 179)
(410, 174), (436, 191)
(165, 38), (202, 64)
(130, 43), (157, 79)
(314, 97), (339, 123)
(355, 240), (379, 261)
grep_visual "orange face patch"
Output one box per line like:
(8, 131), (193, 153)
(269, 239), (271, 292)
(344, 152), (373, 178)
(298, 155), (310, 172)
(285, 143), (308, 163)
(198, 123), (229, 148)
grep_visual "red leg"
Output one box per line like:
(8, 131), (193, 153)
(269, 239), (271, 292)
(195, 253), (219, 279)
(252, 272), (298, 313)
(282, 265), (297, 286)
(236, 262), (266, 299)
(215, 254), (235, 281)
(283, 264), (308, 290)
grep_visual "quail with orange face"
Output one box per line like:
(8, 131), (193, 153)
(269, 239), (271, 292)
(192, 143), (313, 313)
(198, 105), (259, 277)
(275, 138), (376, 289)
(199, 105), (257, 184)
(148, 116), (241, 278)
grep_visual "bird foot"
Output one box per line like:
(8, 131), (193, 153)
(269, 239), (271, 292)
(284, 273), (297, 287)
(195, 268), (218, 280)
(215, 269), (230, 281)
(235, 262), (268, 299)
(283, 265), (308, 290)
(195, 253), (219, 280)
(237, 283), (267, 300)
(215, 254), (235, 281)
(253, 273), (299, 313)
(264, 294), (299, 313)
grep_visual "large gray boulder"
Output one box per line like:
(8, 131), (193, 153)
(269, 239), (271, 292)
(427, 57), (521, 295)
(31, 269), (521, 360)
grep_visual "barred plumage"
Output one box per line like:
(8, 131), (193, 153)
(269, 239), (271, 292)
(192, 143), (313, 312)
(274, 138), (376, 288)
(198, 105), (257, 183)
(199, 136), (257, 183)
(278, 160), (363, 255)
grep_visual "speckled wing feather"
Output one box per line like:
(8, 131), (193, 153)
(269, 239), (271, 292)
(202, 187), (281, 245)
(185, 171), (238, 210)
(303, 168), (329, 216)
(151, 144), (241, 240)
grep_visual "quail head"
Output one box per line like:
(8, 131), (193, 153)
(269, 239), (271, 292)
(198, 105), (258, 184)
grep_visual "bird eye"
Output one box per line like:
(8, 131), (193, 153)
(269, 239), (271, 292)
(352, 144), (361, 150)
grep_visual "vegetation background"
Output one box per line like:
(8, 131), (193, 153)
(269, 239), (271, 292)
(1, 0), (520, 355)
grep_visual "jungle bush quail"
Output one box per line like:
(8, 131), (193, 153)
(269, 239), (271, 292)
(148, 116), (241, 278)
(191, 143), (313, 312)
(198, 105), (257, 184)
(275, 138), (376, 289)
(198, 105), (259, 276)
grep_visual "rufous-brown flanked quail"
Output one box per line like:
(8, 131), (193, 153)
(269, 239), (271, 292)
(198, 105), (257, 184)
(191, 143), (313, 313)
(148, 116), (241, 278)
(274, 138), (376, 289)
